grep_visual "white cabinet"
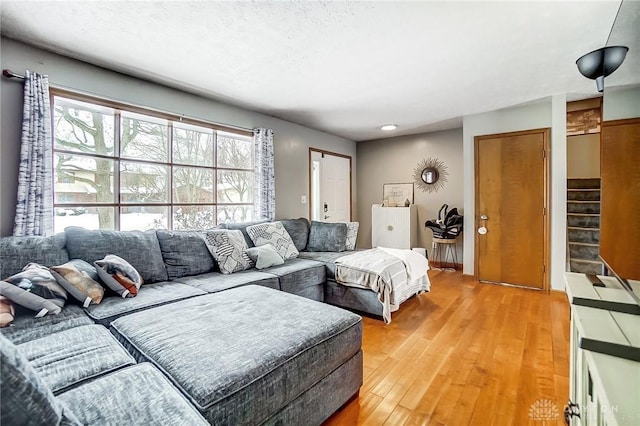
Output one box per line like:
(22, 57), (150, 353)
(565, 273), (640, 426)
(371, 204), (417, 249)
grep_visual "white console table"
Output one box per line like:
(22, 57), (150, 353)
(564, 272), (640, 426)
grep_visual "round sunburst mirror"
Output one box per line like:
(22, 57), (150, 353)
(413, 158), (448, 193)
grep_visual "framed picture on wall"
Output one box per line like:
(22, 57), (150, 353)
(382, 183), (414, 207)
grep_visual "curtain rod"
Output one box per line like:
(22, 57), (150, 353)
(3, 69), (25, 80)
(2, 68), (254, 135)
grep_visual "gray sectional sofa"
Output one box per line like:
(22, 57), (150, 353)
(0, 218), (365, 425)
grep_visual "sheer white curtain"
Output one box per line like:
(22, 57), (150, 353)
(253, 128), (275, 221)
(13, 70), (53, 236)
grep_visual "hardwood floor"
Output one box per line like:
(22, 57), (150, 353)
(324, 270), (570, 426)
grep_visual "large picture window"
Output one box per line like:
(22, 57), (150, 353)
(52, 93), (254, 233)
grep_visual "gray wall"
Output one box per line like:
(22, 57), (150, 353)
(356, 128), (464, 257)
(0, 38), (356, 236)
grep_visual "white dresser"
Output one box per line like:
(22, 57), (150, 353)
(564, 273), (640, 426)
(371, 204), (417, 249)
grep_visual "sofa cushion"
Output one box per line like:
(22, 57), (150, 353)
(18, 325), (135, 395)
(57, 363), (208, 425)
(219, 219), (269, 248)
(64, 227), (168, 283)
(85, 282), (206, 325)
(298, 251), (351, 280)
(1, 264), (68, 316)
(246, 245), (284, 269)
(0, 305), (93, 345)
(246, 221), (299, 260)
(156, 229), (217, 279)
(261, 258), (326, 296)
(306, 221), (348, 252)
(50, 262), (104, 307)
(110, 286), (362, 425)
(0, 334), (80, 426)
(0, 233), (69, 280)
(280, 218), (310, 251)
(176, 270), (280, 293)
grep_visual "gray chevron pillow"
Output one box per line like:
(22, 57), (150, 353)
(203, 230), (254, 274)
(246, 221), (299, 260)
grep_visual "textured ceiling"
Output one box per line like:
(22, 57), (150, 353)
(1, 1), (638, 141)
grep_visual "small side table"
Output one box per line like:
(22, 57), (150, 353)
(431, 237), (459, 270)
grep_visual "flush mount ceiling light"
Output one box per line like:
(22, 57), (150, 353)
(380, 124), (397, 131)
(576, 45), (629, 93)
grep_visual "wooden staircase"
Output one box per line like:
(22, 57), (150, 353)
(567, 178), (603, 274)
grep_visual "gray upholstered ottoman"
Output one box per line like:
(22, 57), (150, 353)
(110, 285), (362, 425)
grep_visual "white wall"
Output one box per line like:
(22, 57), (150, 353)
(603, 85), (640, 121)
(462, 100), (568, 290)
(0, 38), (356, 236)
(356, 129), (463, 257)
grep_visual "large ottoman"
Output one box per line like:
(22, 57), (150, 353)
(110, 285), (362, 425)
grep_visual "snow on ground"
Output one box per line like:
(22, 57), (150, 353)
(54, 213), (165, 233)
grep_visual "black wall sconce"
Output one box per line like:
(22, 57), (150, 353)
(576, 46), (629, 92)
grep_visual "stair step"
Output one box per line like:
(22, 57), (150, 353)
(570, 259), (604, 275)
(567, 191), (601, 201)
(567, 215), (600, 228)
(569, 243), (600, 261)
(567, 178), (601, 190)
(567, 201), (600, 214)
(568, 227), (600, 244)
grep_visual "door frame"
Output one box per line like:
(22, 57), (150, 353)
(473, 128), (551, 291)
(308, 148), (353, 221)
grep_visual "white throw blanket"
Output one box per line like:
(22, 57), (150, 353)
(335, 248), (430, 323)
(378, 247), (430, 281)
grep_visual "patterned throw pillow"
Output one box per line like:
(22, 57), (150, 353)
(0, 263), (68, 317)
(246, 221), (299, 260)
(50, 261), (105, 307)
(342, 222), (359, 250)
(94, 255), (143, 298)
(203, 230), (254, 274)
(245, 245), (285, 270)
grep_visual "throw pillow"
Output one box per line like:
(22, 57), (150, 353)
(156, 229), (217, 279)
(306, 221), (348, 252)
(0, 334), (80, 425)
(342, 221), (359, 250)
(0, 264), (68, 317)
(50, 262), (105, 307)
(246, 221), (299, 260)
(94, 255), (143, 298)
(280, 218), (311, 251)
(203, 230), (254, 274)
(218, 219), (270, 248)
(0, 296), (15, 328)
(246, 245), (285, 270)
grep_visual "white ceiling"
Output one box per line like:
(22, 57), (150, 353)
(1, 1), (638, 141)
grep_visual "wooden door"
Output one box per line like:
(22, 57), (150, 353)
(475, 129), (549, 289)
(600, 118), (640, 280)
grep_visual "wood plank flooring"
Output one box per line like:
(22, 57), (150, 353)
(323, 270), (570, 426)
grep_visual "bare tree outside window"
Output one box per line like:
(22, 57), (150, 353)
(52, 95), (255, 232)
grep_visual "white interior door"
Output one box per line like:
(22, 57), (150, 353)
(310, 150), (351, 222)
